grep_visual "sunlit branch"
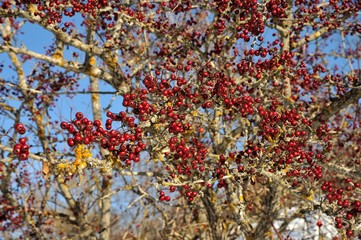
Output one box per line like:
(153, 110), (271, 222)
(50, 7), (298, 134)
(312, 87), (361, 130)
(0, 44), (114, 83)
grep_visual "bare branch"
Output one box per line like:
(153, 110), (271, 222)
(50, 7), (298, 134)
(312, 87), (361, 130)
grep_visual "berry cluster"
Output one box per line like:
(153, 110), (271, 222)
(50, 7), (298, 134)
(13, 137), (29, 161)
(165, 137), (208, 202)
(266, 0), (288, 18)
(158, 190), (171, 202)
(13, 123), (29, 161)
(118, 62), (333, 204)
(14, 123), (26, 135)
(61, 112), (146, 166)
(320, 178), (361, 237)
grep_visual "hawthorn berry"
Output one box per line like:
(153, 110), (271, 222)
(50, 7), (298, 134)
(13, 144), (21, 155)
(19, 152), (29, 161)
(19, 138), (27, 145)
(67, 138), (75, 147)
(75, 112), (84, 120)
(60, 122), (68, 129)
(14, 123), (26, 135)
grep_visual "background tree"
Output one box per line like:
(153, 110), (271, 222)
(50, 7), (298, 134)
(0, 0), (360, 239)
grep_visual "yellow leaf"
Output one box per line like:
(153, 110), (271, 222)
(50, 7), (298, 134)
(305, 194), (313, 201)
(74, 144), (92, 168)
(265, 231), (273, 238)
(104, 55), (118, 70)
(75, 144), (92, 159)
(52, 51), (63, 60)
(27, 4), (37, 14)
(302, 190), (314, 201)
(156, 151), (164, 162)
(89, 56), (96, 66)
(210, 190), (218, 204)
(227, 157), (235, 162)
(153, 123), (161, 131)
(215, 110), (222, 117)
(52, 39), (64, 60)
(56, 162), (77, 175)
(222, 219), (233, 231)
(266, 135), (273, 143)
(124, 185), (133, 190)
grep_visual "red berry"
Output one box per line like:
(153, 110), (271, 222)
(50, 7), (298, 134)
(13, 144), (21, 155)
(75, 112), (83, 120)
(19, 138), (27, 145)
(20, 144), (29, 153)
(346, 229), (353, 237)
(19, 152), (29, 161)
(67, 138), (75, 147)
(83, 136), (91, 145)
(93, 119), (102, 127)
(60, 122), (68, 129)
(15, 123), (26, 135)
(74, 134), (83, 143)
(336, 222), (342, 229)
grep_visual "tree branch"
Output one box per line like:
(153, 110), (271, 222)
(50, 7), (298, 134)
(312, 87), (361, 130)
(0, 44), (113, 83)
